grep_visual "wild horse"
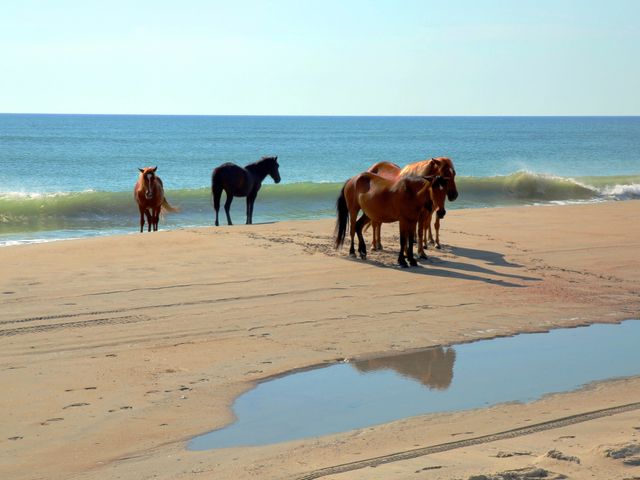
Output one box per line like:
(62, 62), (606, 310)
(334, 172), (434, 268)
(211, 156), (281, 226)
(400, 157), (458, 252)
(134, 166), (179, 232)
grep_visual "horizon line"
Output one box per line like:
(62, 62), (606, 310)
(1, 112), (639, 118)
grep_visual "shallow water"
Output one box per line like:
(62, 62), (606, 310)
(2, 115), (640, 244)
(188, 320), (640, 450)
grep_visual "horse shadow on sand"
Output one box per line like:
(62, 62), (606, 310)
(446, 245), (522, 268)
(353, 244), (540, 288)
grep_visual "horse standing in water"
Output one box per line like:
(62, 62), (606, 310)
(211, 156), (281, 226)
(134, 166), (179, 232)
(334, 172), (434, 268)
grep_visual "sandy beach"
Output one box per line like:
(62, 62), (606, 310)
(1, 200), (639, 480)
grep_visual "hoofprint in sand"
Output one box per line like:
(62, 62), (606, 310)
(1, 201), (639, 480)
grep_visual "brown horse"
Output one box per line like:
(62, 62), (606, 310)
(365, 161), (402, 251)
(134, 166), (178, 232)
(366, 158), (458, 255)
(334, 172), (433, 268)
(401, 157), (458, 252)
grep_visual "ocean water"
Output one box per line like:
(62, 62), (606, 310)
(1, 114), (639, 245)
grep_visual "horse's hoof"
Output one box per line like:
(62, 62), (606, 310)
(360, 254), (367, 260)
(435, 244), (441, 250)
(409, 258), (418, 267)
(419, 253), (428, 260)
(349, 252), (357, 258)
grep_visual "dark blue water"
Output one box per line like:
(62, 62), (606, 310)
(189, 320), (640, 450)
(1, 115), (640, 244)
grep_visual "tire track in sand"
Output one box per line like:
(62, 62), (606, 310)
(0, 286), (351, 327)
(0, 315), (148, 337)
(294, 401), (640, 480)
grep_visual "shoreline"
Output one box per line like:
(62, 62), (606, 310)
(2, 174), (640, 248)
(0, 198), (632, 248)
(1, 201), (639, 479)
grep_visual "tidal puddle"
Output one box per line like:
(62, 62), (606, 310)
(189, 320), (640, 450)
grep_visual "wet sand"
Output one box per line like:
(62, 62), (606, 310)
(1, 200), (639, 480)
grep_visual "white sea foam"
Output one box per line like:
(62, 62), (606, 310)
(599, 183), (640, 200)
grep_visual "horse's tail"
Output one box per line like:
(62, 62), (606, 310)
(334, 182), (349, 249)
(161, 198), (180, 213)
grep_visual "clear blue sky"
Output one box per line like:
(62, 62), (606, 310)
(1, 0), (638, 115)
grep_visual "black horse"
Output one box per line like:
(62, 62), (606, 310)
(211, 156), (281, 225)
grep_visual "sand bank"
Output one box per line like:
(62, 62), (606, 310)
(1, 201), (639, 479)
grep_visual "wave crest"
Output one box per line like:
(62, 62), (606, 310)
(1, 173), (638, 232)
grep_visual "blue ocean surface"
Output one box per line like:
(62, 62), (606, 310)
(1, 114), (639, 245)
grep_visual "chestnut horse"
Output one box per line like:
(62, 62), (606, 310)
(365, 158), (458, 256)
(334, 172), (433, 268)
(211, 156), (281, 226)
(134, 166), (179, 232)
(401, 157), (458, 251)
(366, 161), (402, 251)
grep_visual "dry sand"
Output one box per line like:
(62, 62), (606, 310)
(1, 201), (639, 480)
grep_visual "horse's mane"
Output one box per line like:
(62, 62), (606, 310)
(253, 156), (277, 164)
(245, 156), (278, 171)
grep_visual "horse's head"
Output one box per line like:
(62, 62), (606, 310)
(138, 166), (158, 200)
(265, 156), (281, 184)
(434, 157), (458, 201)
(431, 176), (448, 217)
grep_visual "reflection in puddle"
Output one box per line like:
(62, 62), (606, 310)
(353, 347), (456, 390)
(189, 320), (640, 450)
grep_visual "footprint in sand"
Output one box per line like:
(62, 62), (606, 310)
(63, 402), (90, 409)
(41, 418), (64, 426)
(546, 449), (580, 463)
(494, 451), (531, 458)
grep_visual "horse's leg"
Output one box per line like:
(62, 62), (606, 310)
(138, 206), (145, 233)
(397, 227), (409, 268)
(371, 222), (382, 251)
(355, 214), (369, 260)
(246, 192), (257, 225)
(153, 206), (160, 231)
(406, 220), (418, 267)
(213, 186), (222, 226)
(145, 209), (153, 232)
(348, 206), (358, 257)
(434, 214), (442, 249)
(224, 193), (234, 225)
(417, 214), (428, 259)
(428, 213), (435, 245)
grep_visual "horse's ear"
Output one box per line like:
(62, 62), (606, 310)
(139, 168), (144, 173)
(152, 166), (158, 172)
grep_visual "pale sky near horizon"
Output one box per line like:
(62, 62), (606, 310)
(1, 0), (639, 116)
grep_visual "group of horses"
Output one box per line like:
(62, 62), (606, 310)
(134, 155), (458, 270)
(133, 156), (281, 232)
(334, 157), (458, 268)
